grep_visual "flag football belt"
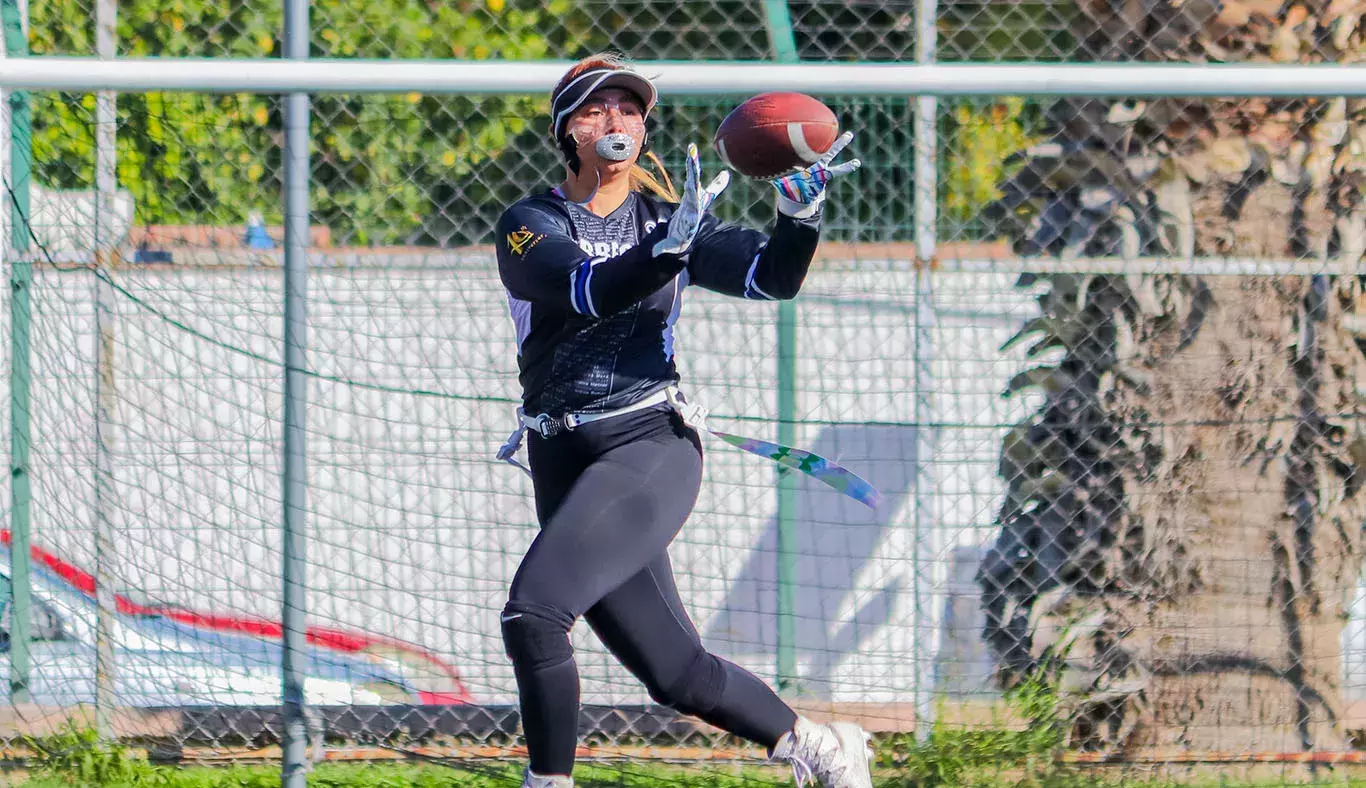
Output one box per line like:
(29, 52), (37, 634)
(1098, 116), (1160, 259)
(496, 386), (880, 509)
(496, 387), (703, 464)
(527, 386), (701, 439)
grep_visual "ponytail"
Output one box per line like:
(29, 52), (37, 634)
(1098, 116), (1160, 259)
(630, 151), (680, 203)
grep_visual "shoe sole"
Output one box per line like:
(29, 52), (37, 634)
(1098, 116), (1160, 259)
(826, 722), (873, 788)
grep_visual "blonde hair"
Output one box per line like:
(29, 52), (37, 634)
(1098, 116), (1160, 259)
(552, 52), (679, 203)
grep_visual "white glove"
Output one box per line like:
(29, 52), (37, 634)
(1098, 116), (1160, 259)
(653, 143), (731, 257)
(771, 131), (861, 219)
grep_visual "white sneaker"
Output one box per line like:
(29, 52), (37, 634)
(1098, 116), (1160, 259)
(521, 769), (573, 788)
(770, 716), (874, 788)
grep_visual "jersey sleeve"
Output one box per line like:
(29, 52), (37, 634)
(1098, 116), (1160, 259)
(684, 209), (822, 301)
(495, 200), (686, 319)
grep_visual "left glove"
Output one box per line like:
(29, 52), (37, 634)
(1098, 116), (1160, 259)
(653, 143), (731, 258)
(771, 130), (860, 219)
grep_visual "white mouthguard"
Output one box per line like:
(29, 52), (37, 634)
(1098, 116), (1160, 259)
(595, 133), (636, 162)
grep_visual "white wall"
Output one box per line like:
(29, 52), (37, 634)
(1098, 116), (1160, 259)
(0, 255), (1050, 707)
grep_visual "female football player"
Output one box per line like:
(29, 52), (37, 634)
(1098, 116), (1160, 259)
(494, 52), (868, 788)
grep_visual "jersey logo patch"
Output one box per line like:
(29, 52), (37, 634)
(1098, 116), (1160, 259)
(506, 226), (543, 256)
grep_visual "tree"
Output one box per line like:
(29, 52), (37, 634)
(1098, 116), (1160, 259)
(26, 0), (591, 246)
(977, 0), (1366, 755)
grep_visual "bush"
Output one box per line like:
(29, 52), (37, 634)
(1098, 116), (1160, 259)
(27, 0), (592, 246)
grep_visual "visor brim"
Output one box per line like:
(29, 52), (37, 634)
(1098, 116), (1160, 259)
(551, 69), (658, 139)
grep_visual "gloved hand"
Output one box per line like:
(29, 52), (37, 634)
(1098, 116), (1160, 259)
(653, 143), (731, 257)
(771, 131), (860, 219)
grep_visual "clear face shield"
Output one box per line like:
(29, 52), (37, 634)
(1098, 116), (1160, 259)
(566, 94), (647, 163)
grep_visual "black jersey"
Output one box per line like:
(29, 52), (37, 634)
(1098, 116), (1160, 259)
(495, 187), (822, 417)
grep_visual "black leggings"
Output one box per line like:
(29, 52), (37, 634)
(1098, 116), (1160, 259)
(501, 406), (797, 775)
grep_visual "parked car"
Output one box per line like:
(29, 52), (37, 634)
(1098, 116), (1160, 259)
(0, 530), (473, 707)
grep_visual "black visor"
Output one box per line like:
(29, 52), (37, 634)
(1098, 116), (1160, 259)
(551, 67), (658, 140)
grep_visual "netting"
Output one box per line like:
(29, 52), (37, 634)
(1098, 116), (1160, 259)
(3, 0), (1366, 781)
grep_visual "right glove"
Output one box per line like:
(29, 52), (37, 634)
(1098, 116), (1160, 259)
(653, 142), (731, 257)
(770, 131), (860, 219)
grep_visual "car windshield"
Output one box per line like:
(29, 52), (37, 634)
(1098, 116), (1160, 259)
(0, 594), (71, 651)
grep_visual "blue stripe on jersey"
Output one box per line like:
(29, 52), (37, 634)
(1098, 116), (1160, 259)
(743, 248), (776, 300)
(570, 259), (594, 315)
(505, 290), (533, 353)
(582, 258), (604, 317)
(662, 269), (688, 360)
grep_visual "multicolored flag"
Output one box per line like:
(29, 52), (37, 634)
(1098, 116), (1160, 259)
(707, 429), (881, 510)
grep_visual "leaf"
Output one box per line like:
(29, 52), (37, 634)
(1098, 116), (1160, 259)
(1004, 365), (1080, 398)
(1271, 5), (1310, 60)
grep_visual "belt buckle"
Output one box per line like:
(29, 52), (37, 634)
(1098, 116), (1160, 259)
(533, 413), (566, 438)
(667, 388), (708, 430)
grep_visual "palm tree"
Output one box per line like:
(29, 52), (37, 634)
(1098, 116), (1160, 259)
(976, 0), (1366, 754)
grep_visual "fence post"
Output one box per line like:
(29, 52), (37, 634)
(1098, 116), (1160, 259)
(913, 0), (940, 742)
(93, 0), (119, 742)
(280, 0), (312, 783)
(3, 0), (31, 708)
(762, 0), (802, 695)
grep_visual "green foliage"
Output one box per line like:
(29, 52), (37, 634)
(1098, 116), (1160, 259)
(18, 0), (1045, 247)
(13, 749), (786, 788)
(13, 723), (1366, 788)
(22, 724), (170, 787)
(26, 0), (596, 246)
(938, 0), (1080, 62)
(878, 669), (1067, 788)
(943, 97), (1039, 234)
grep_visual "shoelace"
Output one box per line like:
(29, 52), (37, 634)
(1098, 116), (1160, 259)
(788, 757), (815, 787)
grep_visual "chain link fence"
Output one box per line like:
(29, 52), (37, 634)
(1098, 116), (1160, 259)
(2, 0), (1366, 781)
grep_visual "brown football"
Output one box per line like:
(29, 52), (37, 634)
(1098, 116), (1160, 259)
(713, 92), (839, 180)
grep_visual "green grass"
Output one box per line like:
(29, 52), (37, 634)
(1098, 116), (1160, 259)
(12, 748), (1366, 788)
(9, 759), (795, 788)
(9, 675), (1366, 787)
(14, 757), (1366, 788)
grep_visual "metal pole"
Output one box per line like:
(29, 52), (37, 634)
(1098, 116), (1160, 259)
(775, 310), (798, 694)
(2, 0), (30, 707)
(914, 11), (938, 265)
(912, 0), (940, 742)
(0, 59), (1362, 97)
(93, 0), (118, 742)
(280, 0), (311, 783)
(762, 0), (801, 695)
(911, 269), (938, 742)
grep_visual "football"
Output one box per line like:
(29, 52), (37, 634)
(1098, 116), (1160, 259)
(712, 92), (839, 180)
